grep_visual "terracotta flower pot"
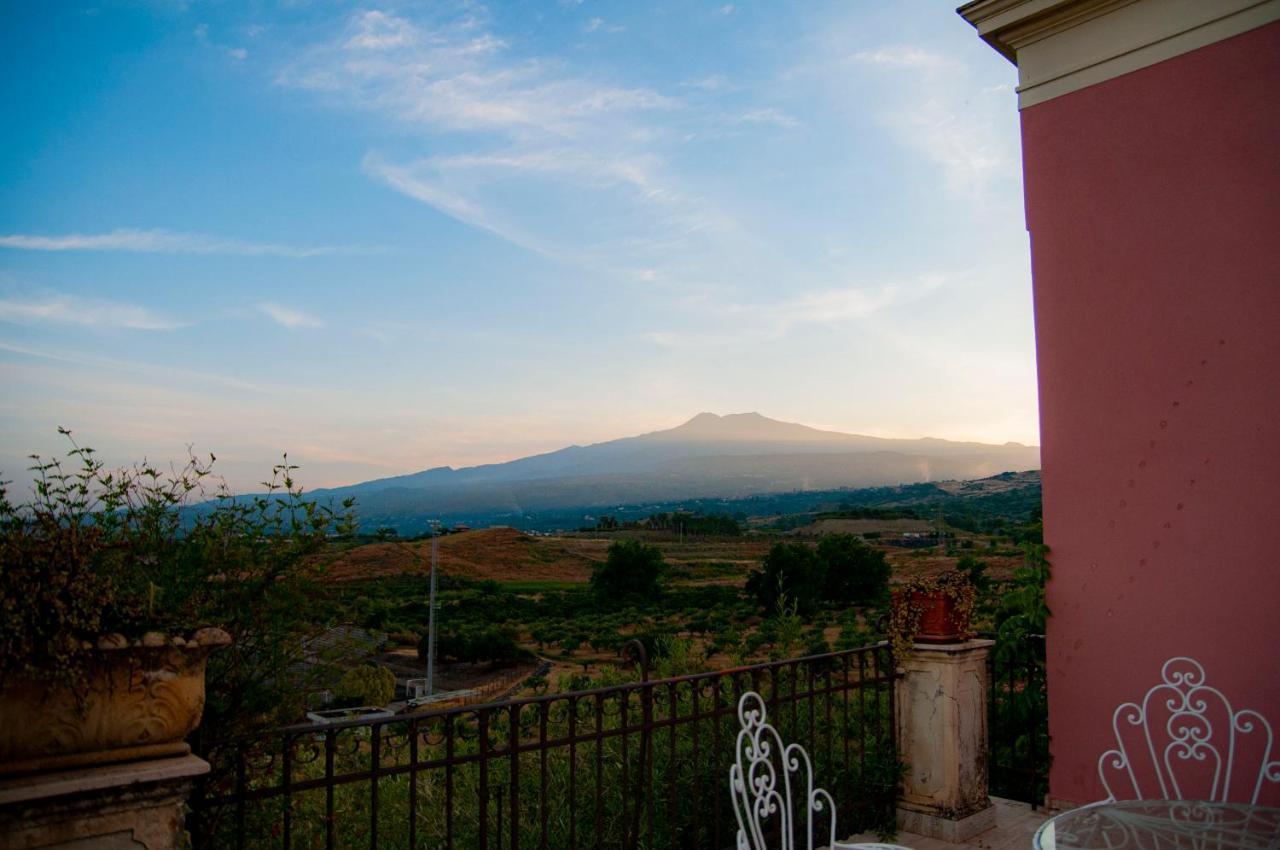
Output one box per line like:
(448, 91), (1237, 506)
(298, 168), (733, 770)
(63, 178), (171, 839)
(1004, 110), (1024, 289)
(0, 627), (230, 777)
(911, 591), (968, 643)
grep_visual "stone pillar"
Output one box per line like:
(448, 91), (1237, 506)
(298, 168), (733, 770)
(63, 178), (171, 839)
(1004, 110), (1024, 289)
(0, 755), (208, 849)
(895, 639), (995, 842)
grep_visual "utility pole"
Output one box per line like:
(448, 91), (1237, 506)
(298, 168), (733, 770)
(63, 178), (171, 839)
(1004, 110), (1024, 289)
(426, 519), (440, 696)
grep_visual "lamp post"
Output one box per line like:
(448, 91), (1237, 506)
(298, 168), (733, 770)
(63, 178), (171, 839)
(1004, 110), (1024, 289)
(426, 519), (440, 696)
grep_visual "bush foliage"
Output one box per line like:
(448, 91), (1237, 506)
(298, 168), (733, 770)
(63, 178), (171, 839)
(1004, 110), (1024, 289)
(0, 430), (356, 741)
(746, 534), (890, 615)
(589, 539), (668, 602)
(336, 663), (397, 706)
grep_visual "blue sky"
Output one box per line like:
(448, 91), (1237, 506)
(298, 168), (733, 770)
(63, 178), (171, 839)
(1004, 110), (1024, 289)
(0, 0), (1036, 491)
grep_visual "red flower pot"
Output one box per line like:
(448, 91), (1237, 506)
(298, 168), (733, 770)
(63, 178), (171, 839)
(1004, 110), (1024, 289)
(911, 591), (967, 643)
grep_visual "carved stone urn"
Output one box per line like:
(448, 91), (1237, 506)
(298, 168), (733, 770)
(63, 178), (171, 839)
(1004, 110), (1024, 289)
(0, 627), (230, 777)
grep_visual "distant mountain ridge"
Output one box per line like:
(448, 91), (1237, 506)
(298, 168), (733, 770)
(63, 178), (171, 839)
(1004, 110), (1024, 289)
(313, 413), (1039, 527)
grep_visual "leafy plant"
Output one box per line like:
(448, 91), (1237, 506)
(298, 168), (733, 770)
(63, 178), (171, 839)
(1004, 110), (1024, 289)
(0, 430), (356, 741)
(336, 664), (396, 706)
(589, 539), (667, 602)
(747, 535), (890, 615)
(817, 534), (891, 605)
(422, 626), (530, 666)
(987, 543), (1051, 802)
(746, 541), (824, 614)
(886, 570), (977, 658)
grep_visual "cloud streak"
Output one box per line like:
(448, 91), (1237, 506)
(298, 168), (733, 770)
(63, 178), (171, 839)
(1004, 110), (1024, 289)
(0, 229), (376, 258)
(258, 302), (324, 329)
(846, 44), (1019, 199)
(0, 294), (183, 331)
(277, 7), (749, 267)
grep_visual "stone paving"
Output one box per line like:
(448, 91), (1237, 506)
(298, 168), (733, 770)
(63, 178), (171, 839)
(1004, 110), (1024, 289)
(845, 797), (1050, 850)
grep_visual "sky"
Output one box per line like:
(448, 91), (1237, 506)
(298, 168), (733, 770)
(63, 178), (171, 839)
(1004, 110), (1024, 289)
(0, 0), (1037, 493)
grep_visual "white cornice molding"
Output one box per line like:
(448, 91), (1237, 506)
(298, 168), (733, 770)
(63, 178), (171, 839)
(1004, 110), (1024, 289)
(957, 0), (1280, 108)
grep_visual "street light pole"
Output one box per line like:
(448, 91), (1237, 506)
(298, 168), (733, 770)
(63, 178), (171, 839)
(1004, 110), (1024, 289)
(426, 519), (440, 696)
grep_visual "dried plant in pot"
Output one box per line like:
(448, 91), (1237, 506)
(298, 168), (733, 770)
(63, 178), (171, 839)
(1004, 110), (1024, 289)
(888, 570), (977, 659)
(0, 430), (355, 776)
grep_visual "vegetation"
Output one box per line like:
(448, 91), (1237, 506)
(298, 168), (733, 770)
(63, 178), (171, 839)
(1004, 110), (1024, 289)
(887, 570), (978, 657)
(336, 663), (396, 706)
(987, 543), (1051, 803)
(0, 431), (356, 742)
(420, 625), (530, 666)
(589, 539), (668, 602)
(356, 470), (1040, 535)
(193, 655), (902, 849)
(4, 430), (1048, 840)
(746, 534), (889, 615)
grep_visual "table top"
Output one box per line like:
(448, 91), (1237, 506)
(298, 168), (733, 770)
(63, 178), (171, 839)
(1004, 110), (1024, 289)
(1034, 800), (1280, 850)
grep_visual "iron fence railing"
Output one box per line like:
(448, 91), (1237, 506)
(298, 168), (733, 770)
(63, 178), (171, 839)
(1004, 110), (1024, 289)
(985, 631), (1049, 807)
(189, 643), (899, 850)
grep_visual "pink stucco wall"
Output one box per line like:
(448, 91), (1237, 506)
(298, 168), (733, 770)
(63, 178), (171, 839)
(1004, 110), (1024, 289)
(1020, 20), (1280, 806)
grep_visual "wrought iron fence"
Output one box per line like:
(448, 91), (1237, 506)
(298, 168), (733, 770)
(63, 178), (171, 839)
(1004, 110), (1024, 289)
(189, 644), (899, 850)
(985, 632), (1049, 807)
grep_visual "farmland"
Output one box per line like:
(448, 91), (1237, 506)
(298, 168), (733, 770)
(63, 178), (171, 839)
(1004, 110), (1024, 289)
(316, 514), (1035, 700)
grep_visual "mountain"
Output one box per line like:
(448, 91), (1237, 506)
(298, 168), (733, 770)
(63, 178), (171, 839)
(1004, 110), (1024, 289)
(312, 413), (1040, 527)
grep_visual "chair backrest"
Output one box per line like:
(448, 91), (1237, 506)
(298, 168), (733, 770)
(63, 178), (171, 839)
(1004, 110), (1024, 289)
(730, 691), (840, 850)
(1098, 656), (1279, 804)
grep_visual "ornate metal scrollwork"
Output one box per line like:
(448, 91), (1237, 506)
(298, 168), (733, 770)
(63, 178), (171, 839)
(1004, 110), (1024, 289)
(729, 691), (908, 850)
(1098, 656), (1280, 804)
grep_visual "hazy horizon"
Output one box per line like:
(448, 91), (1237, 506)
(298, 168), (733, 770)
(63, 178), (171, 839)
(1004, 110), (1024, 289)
(1, 2), (1037, 492)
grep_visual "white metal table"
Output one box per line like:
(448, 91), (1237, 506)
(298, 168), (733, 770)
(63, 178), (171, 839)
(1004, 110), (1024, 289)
(1034, 801), (1280, 850)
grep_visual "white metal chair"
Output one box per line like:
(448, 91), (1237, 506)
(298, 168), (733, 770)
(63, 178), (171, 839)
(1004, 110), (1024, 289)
(729, 690), (909, 850)
(1097, 656), (1280, 804)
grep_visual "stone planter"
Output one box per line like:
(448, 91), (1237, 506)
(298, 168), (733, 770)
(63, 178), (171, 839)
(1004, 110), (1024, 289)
(0, 628), (230, 777)
(908, 591), (970, 643)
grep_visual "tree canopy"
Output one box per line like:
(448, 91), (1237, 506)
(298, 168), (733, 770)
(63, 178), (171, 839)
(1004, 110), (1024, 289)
(590, 539), (667, 602)
(747, 534), (890, 615)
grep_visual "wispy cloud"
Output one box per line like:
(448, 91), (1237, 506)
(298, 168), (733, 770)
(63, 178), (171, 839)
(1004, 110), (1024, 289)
(0, 294), (183, 331)
(275, 7), (738, 265)
(736, 108), (798, 128)
(345, 10), (417, 50)
(195, 22), (249, 63)
(645, 281), (914, 350)
(851, 46), (956, 71)
(584, 17), (624, 34)
(0, 229), (375, 258)
(846, 45), (1018, 198)
(258, 302), (324, 329)
(0, 339), (275, 394)
(681, 74), (734, 92)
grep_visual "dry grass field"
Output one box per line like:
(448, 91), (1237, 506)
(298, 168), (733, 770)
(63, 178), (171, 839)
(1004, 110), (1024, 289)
(325, 526), (1025, 588)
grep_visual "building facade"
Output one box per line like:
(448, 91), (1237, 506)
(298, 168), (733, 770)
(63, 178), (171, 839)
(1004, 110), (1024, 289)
(959, 0), (1280, 807)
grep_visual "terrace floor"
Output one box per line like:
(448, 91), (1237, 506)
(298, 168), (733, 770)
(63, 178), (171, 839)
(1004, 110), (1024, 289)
(847, 797), (1049, 850)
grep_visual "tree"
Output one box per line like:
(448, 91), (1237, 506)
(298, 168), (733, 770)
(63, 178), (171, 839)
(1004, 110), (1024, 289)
(336, 664), (396, 706)
(590, 539), (667, 602)
(421, 626), (528, 666)
(817, 534), (891, 605)
(956, 552), (991, 593)
(746, 542), (824, 615)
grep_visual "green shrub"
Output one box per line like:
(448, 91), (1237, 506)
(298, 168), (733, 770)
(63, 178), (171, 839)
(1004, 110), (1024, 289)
(0, 430), (355, 741)
(422, 626), (529, 666)
(817, 534), (890, 605)
(336, 664), (396, 706)
(589, 539), (667, 602)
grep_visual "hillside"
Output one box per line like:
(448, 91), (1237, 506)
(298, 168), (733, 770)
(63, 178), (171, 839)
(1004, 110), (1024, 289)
(321, 469), (1041, 587)
(309, 413), (1039, 532)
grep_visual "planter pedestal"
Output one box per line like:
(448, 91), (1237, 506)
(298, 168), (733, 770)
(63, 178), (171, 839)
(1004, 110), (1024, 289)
(0, 755), (207, 849)
(895, 639), (995, 843)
